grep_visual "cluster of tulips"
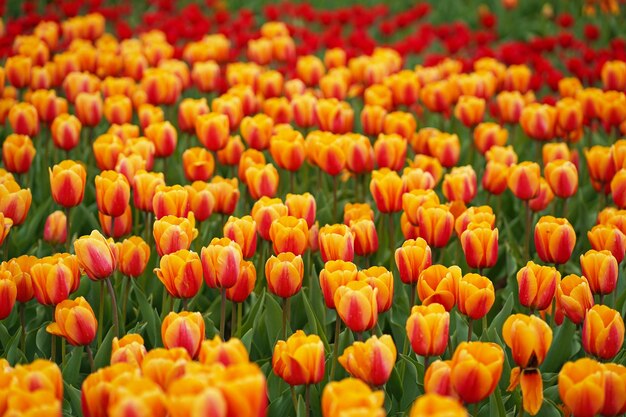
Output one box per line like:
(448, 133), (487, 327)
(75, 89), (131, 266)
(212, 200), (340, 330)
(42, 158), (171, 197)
(0, 1), (625, 416)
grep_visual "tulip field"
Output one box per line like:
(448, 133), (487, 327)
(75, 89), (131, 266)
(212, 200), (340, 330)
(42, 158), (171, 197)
(2, 0), (626, 416)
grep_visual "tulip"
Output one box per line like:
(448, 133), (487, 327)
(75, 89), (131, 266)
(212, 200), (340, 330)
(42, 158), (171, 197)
(245, 163), (279, 200)
(182, 147), (215, 182)
(177, 98), (210, 133)
(601, 60), (626, 91)
(319, 260), (358, 309)
(263, 97), (292, 124)
(81, 363), (142, 417)
(285, 193), (316, 229)
(207, 176), (240, 215)
(508, 161), (541, 200)
(357, 266), (393, 313)
(450, 341), (504, 404)
(265, 252), (304, 299)
(321, 378), (385, 417)
(520, 103), (556, 141)
(269, 129), (306, 172)
(339, 335), (396, 386)
(528, 178), (555, 212)
(107, 376), (166, 417)
(184, 181), (215, 223)
(420, 80), (454, 114)
(482, 161), (510, 195)
(582, 305), (625, 360)
(417, 265), (461, 311)
(8, 103), (39, 137)
(51, 114), (81, 151)
(43, 210), (67, 245)
(585, 146), (615, 194)
(350, 219), (379, 257)
(361, 105), (387, 137)
(241, 114), (273, 150)
(600, 363), (626, 417)
(5, 55), (32, 88)
(93, 134), (124, 171)
(226, 261), (256, 303)
(557, 274), (594, 325)
(320, 73), (348, 100)
(442, 166), (477, 204)
(544, 159), (578, 198)
(428, 133), (460, 168)
(314, 134), (347, 177)
(2, 134), (36, 174)
(454, 95), (486, 127)
(534, 216), (576, 265)
(11, 358), (63, 401)
(103, 95), (132, 125)
(4, 388), (61, 416)
(556, 98), (583, 138)
(394, 238), (432, 289)
(318, 224), (355, 263)
(95, 170), (130, 218)
(344, 203), (375, 225)
(30, 255), (80, 305)
(138, 104), (164, 130)
(145, 121), (177, 158)
(116, 236), (150, 279)
(503, 314), (552, 368)
(269, 216), (308, 256)
(473, 122), (508, 154)
(132, 170), (165, 212)
(409, 394), (467, 417)
(0, 269), (16, 320)
(218, 135), (245, 168)
(406, 303), (449, 358)
(199, 336), (249, 366)
(221, 216), (257, 260)
(75, 92), (103, 127)
(161, 311), (205, 358)
(402, 168), (436, 192)
(424, 360), (454, 397)
(374, 133), (407, 171)
(334, 281), (378, 333)
(580, 249), (619, 296)
(457, 273), (495, 321)
(517, 261), (560, 311)
(611, 169), (626, 208)
(370, 169), (405, 213)
(74, 230), (117, 281)
(588, 224), (626, 264)
(460, 222), (499, 270)
(152, 185), (189, 219)
(402, 189), (440, 226)
(201, 237), (243, 290)
(155, 249), (202, 300)
(141, 68), (181, 105)
(0, 180), (31, 225)
(251, 197), (288, 241)
(558, 358), (605, 417)
(191, 61), (221, 92)
(272, 330), (325, 387)
(316, 98), (354, 134)
(46, 296), (97, 346)
(599, 91), (626, 129)
(0, 213), (12, 248)
(417, 204), (455, 248)
(455, 206), (495, 237)
(486, 145), (518, 166)
(212, 94), (243, 129)
(140, 348), (190, 390)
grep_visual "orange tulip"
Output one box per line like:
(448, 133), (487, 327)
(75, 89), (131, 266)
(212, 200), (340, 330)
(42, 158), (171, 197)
(585, 145), (615, 193)
(454, 95), (486, 127)
(559, 358), (605, 417)
(369, 169), (405, 213)
(402, 189), (439, 226)
(533, 216), (576, 265)
(450, 341), (504, 404)
(383, 111), (416, 139)
(81, 363), (141, 417)
(138, 104), (164, 130)
(161, 311), (205, 358)
(374, 133), (407, 171)
(155, 249), (202, 300)
(424, 360), (454, 397)
(5, 55), (32, 88)
(30, 255), (80, 305)
(556, 97), (583, 138)
(42, 210), (66, 245)
(334, 281), (378, 333)
(409, 393), (467, 417)
(191, 61), (221, 92)
(0, 180), (32, 225)
(496, 91), (526, 124)
(314, 133), (347, 176)
(406, 303), (449, 357)
(221, 216), (257, 260)
(74, 230), (118, 281)
(145, 121), (177, 158)
(201, 237), (243, 289)
(291, 93), (317, 129)
(582, 305), (624, 360)
(46, 296), (97, 346)
(580, 249), (619, 295)
(507, 161), (541, 200)
(152, 185), (189, 219)
(428, 132), (460, 169)
(520, 103), (556, 141)
(140, 347), (190, 390)
(611, 169), (626, 208)
(115, 236), (150, 278)
(361, 105), (387, 137)
(141, 68), (181, 105)
(542, 143), (572, 166)
(457, 273), (495, 320)
(318, 224), (355, 263)
(528, 178), (555, 212)
(339, 334), (396, 386)
(320, 73), (348, 100)
(241, 114), (273, 151)
(245, 163), (279, 200)
(393, 238), (432, 285)
(272, 330), (325, 386)
(103, 95), (132, 125)
(557, 274), (594, 325)
(343, 203), (374, 225)
(269, 129), (305, 172)
(50, 113), (81, 151)
(257, 70), (284, 99)
(2, 134), (36, 174)
(92, 133), (124, 171)
(599, 91), (626, 129)
(442, 166), (477, 204)
(181, 147), (214, 182)
(263, 97), (292, 124)
(322, 378), (385, 417)
(588, 224), (626, 264)
(482, 161), (510, 195)
(319, 260), (358, 309)
(207, 176), (240, 216)
(473, 122), (508, 155)
(348, 219), (378, 258)
(600, 363), (626, 417)
(601, 60), (626, 91)
(212, 94), (243, 129)
(75, 91), (103, 127)
(269, 215), (308, 256)
(420, 80), (454, 113)
(251, 197), (287, 241)
(544, 159), (578, 198)
(0, 213), (12, 248)
(132, 170), (165, 212)
(265, 252), (304, 299)
(177, 98), (210, 133)
(8, 102), (39, 136)
(0, 269), (16, 320)
(198, 336), (249, 368)
(460, 222), (498, 270)
(226, 260), (256, 303)
(417, 204), (455, 248)
(316, 98), (354, 134)
(95, 170), (130, 217)
(417, 265), (461, 311)
(517, 261), (560, 311)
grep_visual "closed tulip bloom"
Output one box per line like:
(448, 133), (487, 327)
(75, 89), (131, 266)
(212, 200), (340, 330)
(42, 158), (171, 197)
(177, 98), (209, 133)
(226, 260), (256, 303)
(5, 55), (32, 88)
(180, 147), (215, 181)
(339, 335), (396, 386)
(43, 210), (67, 245)
(599, 91), (626, 128)
(454, 206), (495, 237)
(191, 60), (221, 92)
(533, 216), (576, 265)
(245, 163), (279, 200)
(582, 305), (624, 360)
(241, 114), (273, 150)
(394, 238), (433, 285)
(357, 266), (393, 313)
(318, 224), (355, 263)
(153, 214), (198, 257)
(585, 146), (615, 193)
(486, 145), (518, 166)
(155, 249), (202, 300)
(51, 114), (81, 151)
(140, 347), (190, 390)
(269, 129), (305, 172)
(199, 335), (249, 366)
(265, 252), (304, 299)
(269, 216), (308, 256)
(496, 91), (526, 124)
(600, 363), (626, 417)
(454, 95), (486, 127)
(517, 261), (560, 311)
(8, 103), (39, 136)
(482, 161), (510, 195)
(132, 170), (164, 212)
(361, 105), (387, 137)
(507, 161), (541, 200)
(2, 134), (36, 174)
(406, 303), (450, 357)
(319, 260), (358, 309)
(417, 204), (455, 248)
(291, 93), (317, 129)
(201, 237), (243, 289)
(374, 133), (407, 171)
(457, 274), (495, 320)
(520, 103), (556, 141)
(460, 222), (498, 270)
(428, 133), (460, 168)
(46, 296), (97, 346)
(334, 281), (378, 333)
(473, 122), (508, 155)
(103, 95), (132, 125)
(559, 358), (606, 417)
(350, 219), (379, 257)
(588, 224), (626, 264)
(206, 176), (240, 216)
(0, 214), (12, 248)
(542, 143), (571, 166)
(402, 167), (436, 192)
(11, 358), (63, 400)
(450, 341), (504, 404)
(95, 170), (130, 217)
(75, 92), (103, 127)
(322, 378), (385, 417)
(316, 135), (347, 176)
(556, 98), (583, 137)
(343, 203), (375, 225)
(402, 189), (440, 226)
(544, 159), (578, 198)
(557, 274), (594, 325)
(528, 178), (554, 212)
(442, 166), (477, 204)
(48, 160), (87, 208)
(580, 250), (619, 295)
(0, 180), (32, 226)
(420, 80), (454, 114)
(116, 236), (150, 278)
(161, 311), (205, 358)
(30, 255), (80, 305)
(601, 60), (626, 91)
(316, 98), (354, 134)
(263, 97), (292, 124)
(613, 139), (626, 171)
(370, 169), (405, 213)
(611, 169), (626, 208)
(74, 230), (118, 281)
(503, 314), (552, 368)
(417, 265), (461, 311)
(424, 360), (454, 397)
(319, 73), (348, 100)
(0, 269), (16, 320)
(145, 121), (177, 158)
(409, 393), (467, 417)
(283, 193), (316, 229)
(138, 104), (164, 130)
(152, 185), (189, 219)
(272, 330), (325, 386)
(251, 197), (287, 241)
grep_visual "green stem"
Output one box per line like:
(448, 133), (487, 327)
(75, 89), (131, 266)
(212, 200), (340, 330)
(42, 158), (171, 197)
(332, 175), (338, 222)
(523, 200), (532, 261)
(51, 335), (56, 362)
(220, 289), (226, 340)
(388, 213), (395, 273)
(105, 277), (120, 338)
(121, 276), (131, 332)
(97, 281), (104, 348)
(61, 339), (66, 369)
(19, 302), (26, 354)
(290, 386), (298, 413)
(329, 318), (342, 381)
(282, 297), (291, 339)
(467, 319), (473, 342)
(305, 384), (311, 417)
(85, 345), (95, 372)
(65, 207), (71, 253)
(237, 302), (242, 336)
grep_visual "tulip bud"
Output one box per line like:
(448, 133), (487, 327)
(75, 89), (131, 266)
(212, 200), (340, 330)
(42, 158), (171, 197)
(558, 358), (605, 417)
(161, 311), (205, 358)
(201, 237), (243, 289)
(334, 281), (378, 333)
(8, 103), (39, 136)
(182, 147), (215, 182)
(74, 230), (118, 281)
(265, 252), (304, 299)
(585, 145), (615, 194)
(226, 260), (256, 303)
(111, 334), (147, 367)
(155, 249), (202, 300)
(460, 222), (498, 270)
(473, 122), (508, 154)
(0, 180), (32, 226)
(2, 134), (36, 174)
(199, 335), (249, 366)
(30, 255), (80, 305)
(46, 296), (97, 346)
(406, 303), (450, 357)
(450, 341), (504, 404)
(581, 305), (624, 360)
(270, 215), (308, 256)
(442, 166), (477, 204)
(350, 219), (379, 257)
(417, 204), (455, 248)
(507, 161), (541, 200)
(424, 360), (454, 397)
(245, 163), (279, 200)
(557, 274), (594, 326)
(361, 105), (387, 137)
(600, 363), (626, 417)
(417, 265), (461, 311)
(318, 224), (355, 263)
(370, 169), (405, 213)
(145, 121), (177, 158)
(319, 260), (358, 309)
(458, 273), (495, 320)
(132, 170), (165, 212)
(0, 213), (12, 248)
(251, 197), (287, 241)
(43, 210), (67, 245)
(273, 330), (325, 386)
(75, 92), (103, 127)
(517, 261), (560, 311)
(339, 335), (396, 386)
(611, 169), (626, 209)
(580, 249), (619, 295)
(95, 170), (130, 217)
(152, 185), (189, 219)
(454, 95), (486, 127)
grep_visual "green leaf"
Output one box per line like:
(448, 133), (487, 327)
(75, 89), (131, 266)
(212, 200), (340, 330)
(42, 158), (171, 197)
(238, 290), (265, 338)
(264, 295), (283, 345)
(302, 291), (330, 351)
(132, 280), (160, 347)
(490, 293), (514, 340)
(62, 346), (84, 386)
(490, 388), (507, 417)
(63, 381), (82, 417)
(542, 321), (576, 373)
(94, 329), (115, 369)
(296, 394), (306, 417)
